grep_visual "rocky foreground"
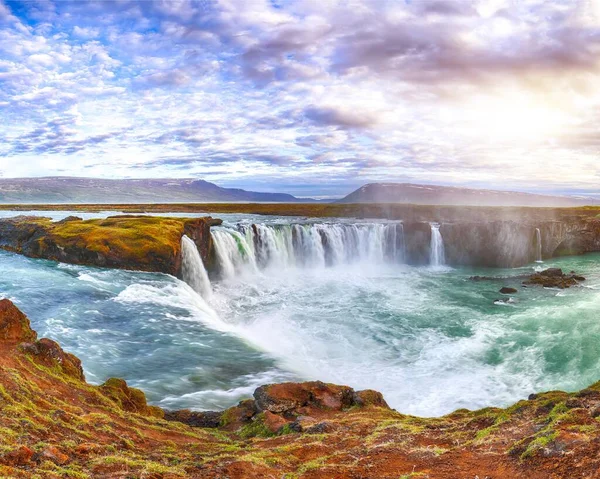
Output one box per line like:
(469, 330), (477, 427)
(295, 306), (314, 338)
(2, 301), (600, 478)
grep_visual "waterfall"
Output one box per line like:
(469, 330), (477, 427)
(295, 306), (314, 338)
(535, 228), (543, 263)
(430, 223), (445, 266)
(181, 235), (212, 300)
(211, 222), (405, 276)
(212, 229), (258, 280)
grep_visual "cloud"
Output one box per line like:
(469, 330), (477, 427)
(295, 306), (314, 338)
(0, 0), (599, 196)
(303, 105), (378, 129)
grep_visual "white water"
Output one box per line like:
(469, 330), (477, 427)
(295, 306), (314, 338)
(212, 222), (406, 275)
(3, 211), (600, 417)
(535, 227), (543, 263)
(430, 223), (445, 266)
(181, 235), (212, 300)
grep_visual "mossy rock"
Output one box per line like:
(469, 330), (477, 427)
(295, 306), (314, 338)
(100, 378), (164, 419)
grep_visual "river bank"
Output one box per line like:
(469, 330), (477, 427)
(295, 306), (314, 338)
(2, 299), (600, 478)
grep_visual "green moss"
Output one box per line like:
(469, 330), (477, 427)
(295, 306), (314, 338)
(520, 430), (559, 459)
(239, 414), (275, 439)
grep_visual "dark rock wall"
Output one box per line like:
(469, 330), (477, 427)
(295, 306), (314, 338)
(387, 218), (600, 268)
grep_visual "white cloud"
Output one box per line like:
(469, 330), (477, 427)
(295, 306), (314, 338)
(0, 0), (598, 196)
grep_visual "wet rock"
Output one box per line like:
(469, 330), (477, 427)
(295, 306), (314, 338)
(500, 287), (518, 294)
(1, 445), (34, 467)
(0, 299), (37, 342)
(19, 338), (84, 381)
(164, 409), (223, 428)
(540, 268), (564, 277)
(523, 268), (586, 289)
(100, 378), (164, 419)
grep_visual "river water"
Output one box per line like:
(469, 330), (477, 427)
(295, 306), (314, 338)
(1, 210), (599, 416)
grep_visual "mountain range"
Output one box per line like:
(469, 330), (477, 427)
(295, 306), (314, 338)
(338, 183), (599, 207)
(0, 177), (596, 207)
(0, 177), (306, 204)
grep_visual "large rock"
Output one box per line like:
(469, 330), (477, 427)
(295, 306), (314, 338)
(19, 338), (85, 381)
(523, 268), (586, 289)
(100, 378), (164, 419)
(254, 381), (355, 415)
(0, 299), (37, 342)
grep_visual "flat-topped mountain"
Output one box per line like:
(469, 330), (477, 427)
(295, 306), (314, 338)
(340, 183), (599, 207)
(0, 177), (310, 204)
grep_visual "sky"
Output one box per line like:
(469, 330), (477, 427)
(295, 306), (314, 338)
(1, 0), (600, 198)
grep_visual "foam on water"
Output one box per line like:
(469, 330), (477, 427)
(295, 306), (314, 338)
(2, 212), (600, 416)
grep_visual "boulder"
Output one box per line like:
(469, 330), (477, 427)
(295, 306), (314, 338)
(219, 399), (257, 431)
(19, 338), (84, 381)
(100, 378), (164, 419)
(263, 411), (291, 434)
(353, 389), (389, 408)
(0, 299), (37, 342)
(522, 268), (586, 289)
(500, 287), (518, 294)
(540, 268), (564, 277)
(254, 381), (355, 416)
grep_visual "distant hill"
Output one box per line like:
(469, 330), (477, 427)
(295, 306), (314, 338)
(339, 183), (599, 207)
(0, 177), (312, 204)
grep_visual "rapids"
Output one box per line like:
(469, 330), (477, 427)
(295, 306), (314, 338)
(1, 211), (600, 416)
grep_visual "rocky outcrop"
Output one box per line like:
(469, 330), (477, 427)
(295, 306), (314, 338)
(19, 338), (85, 381)
(171, 382), (390, 436)
(100, 377), (164, 418)
(5, 300), (600, 477)
(0, 215), (221, 277)
(0, 299), (37, 342)
(523, 268), (586, 289)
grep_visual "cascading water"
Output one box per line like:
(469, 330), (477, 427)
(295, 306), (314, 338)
(212, 229), (258, 279)
(535, 228), (543, 263)
(180, 235), (212, 300)
(212, 222), (406, 274)
(430, 223), (445, 266)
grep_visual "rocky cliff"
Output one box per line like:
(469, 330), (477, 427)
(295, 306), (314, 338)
(0, 215), (220, 276)
(403, 215), (600, 267)
(0, 208), (599, 272)
(3, 300), (600, 478)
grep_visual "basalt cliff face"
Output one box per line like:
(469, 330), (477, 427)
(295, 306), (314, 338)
(0, 210), (599, 273)
(400, 215), (600, 267)
(0, 215), (220, 276)
(3, 300), (600, 478)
